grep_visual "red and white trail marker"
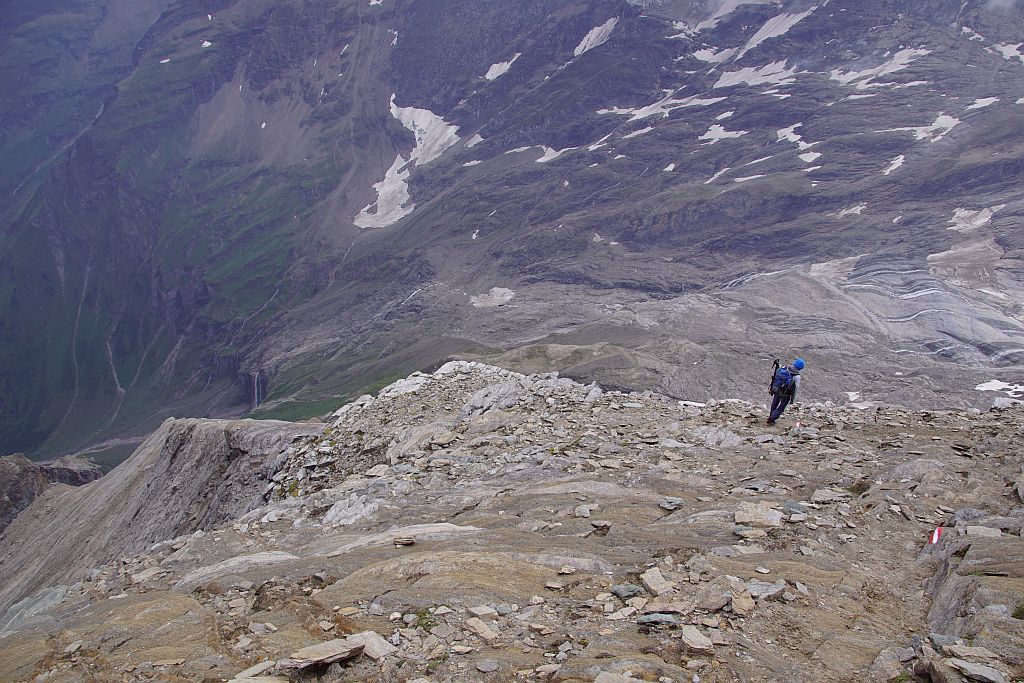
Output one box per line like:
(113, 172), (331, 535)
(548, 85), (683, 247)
(930, 527), (945, 544)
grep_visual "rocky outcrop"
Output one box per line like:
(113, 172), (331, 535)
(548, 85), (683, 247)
(0, 363), (1021, 682)
(0, 418), (322, 619)
(0, 454), (102, 532)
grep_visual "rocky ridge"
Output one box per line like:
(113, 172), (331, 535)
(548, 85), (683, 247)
(0, 361), (1022, 682)
(0, 454), (102, 531)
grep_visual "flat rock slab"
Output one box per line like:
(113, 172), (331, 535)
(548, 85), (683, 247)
(734, 502), (784, 528)
(175, 552), (299, 589)
(346, 631), (397, 660)
(947, 658), (1008, 683)
(477, 659), (500, 672)
(280, 638), (364, 669)
(595, 673), (639, 683)
(679, 625), (714, 653)
(640, 567), (674, 596)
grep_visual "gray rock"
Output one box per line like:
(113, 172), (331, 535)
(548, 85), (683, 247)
(476, 659), (500, 673)
(659, 497), (684, 511)
(636, 612), (679, 626)
(594, 673), (636, 683)
(734, 502), (784, 528)
(783, 501), (808, 515)
(611, 584), (644, 600)
(745, 579), (787, 601)
(639, 567), (674, 596)
(930, 634), (960, 650)
(691, 426), (742, 449)
(810, 489), (851, 504)
(678, 625), (714, 653)
(947, 658), (1007, 683)
(346, 631), (398, 660)
(279, 638), (364, 669)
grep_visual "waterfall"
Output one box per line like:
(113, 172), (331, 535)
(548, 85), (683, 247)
(252, 370), (262, 409)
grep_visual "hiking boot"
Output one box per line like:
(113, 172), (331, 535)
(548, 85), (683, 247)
(766, 419), (776, 426)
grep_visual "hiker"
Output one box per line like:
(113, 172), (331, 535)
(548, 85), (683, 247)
(767, 358), (805, 425)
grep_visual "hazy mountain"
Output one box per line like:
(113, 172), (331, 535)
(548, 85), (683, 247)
(2, 0), (1023, 461)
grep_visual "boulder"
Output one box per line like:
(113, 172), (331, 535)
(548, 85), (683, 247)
(947, 658), (1007, 683)
(639, 567), (674, 597)
(734, 502), (784, 528)
(346, 631), (397, 660)
(678, 625), (714, 653)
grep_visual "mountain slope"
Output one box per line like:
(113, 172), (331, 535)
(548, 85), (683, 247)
(2, 0), (1024, 459)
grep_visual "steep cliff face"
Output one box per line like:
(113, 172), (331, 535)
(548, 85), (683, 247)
(2, 0), (1024, 460)
(0, 455), (102, 531)
(0, 418), (322, 617)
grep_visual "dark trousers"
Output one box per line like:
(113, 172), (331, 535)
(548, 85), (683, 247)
(769, 393), (792, 422)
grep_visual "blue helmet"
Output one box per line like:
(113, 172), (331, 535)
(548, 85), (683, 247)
(792, 358), (806, 370)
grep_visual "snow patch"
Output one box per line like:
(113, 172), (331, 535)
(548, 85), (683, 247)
(705, 167), (731, 184)
(830, 49), (930, 90)
(717, 111), (735, 120)
(201, 40), (212, 48)
(587, 133), (613, 151)
(622, 126), (653, 139)
(160, 58), (171, 64)
(663, 164), (676, 172)
(574, 18), (618, 57)
(961, 27), (985, 42)
(466, 134), (484, 148)
(882, 114), (960, 142)
(715, 61), (799, 88)
(680, 1), (772, 35)
(975, 380), (1024, 398)
(734, 174), (764, 183)
(471, 287), (516, 308)
(354, 95), (460, 228)
(693, 47), (737, 63)
(882, 155), (905, 175)
(472, 230), (479, 240)
(354, 156), (413, 229)
(598, 94), (726, 122)
(699, 125), (748, 145)
(485, 53), (521, 80)
(966, 97), (999, 110)
(993, 43), (1023, 62)
(390, 95), (461, 165)
(735, 7), (817, 61)
(537, 146), (572, 163)
(463, 160), (483, 167)
(838, 204), (867, 217)
(948, 205), (1005, 233)
(776, 123), (820, 163)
